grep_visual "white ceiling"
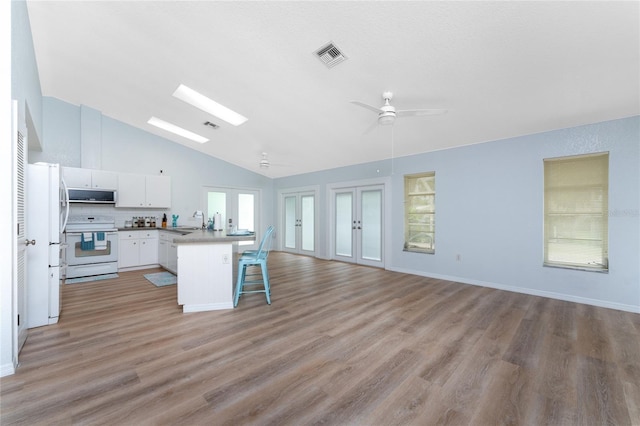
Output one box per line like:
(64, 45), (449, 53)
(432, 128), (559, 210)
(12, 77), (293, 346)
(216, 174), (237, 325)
(26, 1), (639, 178)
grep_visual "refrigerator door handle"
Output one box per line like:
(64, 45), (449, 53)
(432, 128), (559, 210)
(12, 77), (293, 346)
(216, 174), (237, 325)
(60, 176), (70, 233)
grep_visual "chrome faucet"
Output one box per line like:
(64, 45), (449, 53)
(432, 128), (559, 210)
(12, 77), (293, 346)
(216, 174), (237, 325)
(193, 210), (206, 229)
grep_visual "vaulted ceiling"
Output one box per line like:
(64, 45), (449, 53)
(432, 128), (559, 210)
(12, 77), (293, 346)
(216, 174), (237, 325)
(26, 1), (639, 178)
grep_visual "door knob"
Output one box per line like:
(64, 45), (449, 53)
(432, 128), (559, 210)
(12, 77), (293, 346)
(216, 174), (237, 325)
(25, 239), (36, 246)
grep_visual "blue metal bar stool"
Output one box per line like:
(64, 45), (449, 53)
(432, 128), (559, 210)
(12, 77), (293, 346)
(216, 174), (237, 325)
(234, 226), (275, 306)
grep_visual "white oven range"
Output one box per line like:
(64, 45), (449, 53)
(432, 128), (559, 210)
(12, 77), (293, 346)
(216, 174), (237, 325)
(65, 216), (118, 279)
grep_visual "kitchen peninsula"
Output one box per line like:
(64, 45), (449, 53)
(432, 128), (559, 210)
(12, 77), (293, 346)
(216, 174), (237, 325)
(173, 230), (255, 312)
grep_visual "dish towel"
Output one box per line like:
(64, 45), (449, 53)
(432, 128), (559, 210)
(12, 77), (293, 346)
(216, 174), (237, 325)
(81, 232), (94, 251)
(95, 232), (107, 250)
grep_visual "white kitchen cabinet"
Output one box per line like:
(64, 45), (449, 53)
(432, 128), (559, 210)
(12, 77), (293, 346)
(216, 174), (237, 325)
(158, 231), (178, 274)
(63, 167), (118, 190)
(117, 173), (171, 208)
(146, 175), (172, 208)
(158, 235), (168, 269)
(91, 170), (119, 190)
(139, 234), (159, 265)
(116, 173), (146, 207)
(118, 237), (139, 269)
(118, 230), (159, 269)
(168, 242), (178, 274)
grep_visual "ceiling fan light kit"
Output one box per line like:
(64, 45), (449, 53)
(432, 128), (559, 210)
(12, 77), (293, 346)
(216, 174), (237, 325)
(378, 112), (396, 125)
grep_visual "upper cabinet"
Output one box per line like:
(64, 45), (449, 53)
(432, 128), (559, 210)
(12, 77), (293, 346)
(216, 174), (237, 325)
(63, 167), (118, 190)
(117, 173), (171, 208)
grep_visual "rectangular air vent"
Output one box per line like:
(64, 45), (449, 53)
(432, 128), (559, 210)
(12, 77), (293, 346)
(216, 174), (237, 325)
(314, 42), (347, 69)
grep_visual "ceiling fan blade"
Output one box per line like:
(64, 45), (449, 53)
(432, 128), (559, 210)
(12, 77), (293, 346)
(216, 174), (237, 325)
(363, 119), (380, 135)
(396, 108), (447, 117)
(350, 101), (383, 114)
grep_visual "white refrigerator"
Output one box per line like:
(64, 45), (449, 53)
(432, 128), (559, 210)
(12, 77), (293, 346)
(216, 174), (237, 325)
(26, 162), (69, 328)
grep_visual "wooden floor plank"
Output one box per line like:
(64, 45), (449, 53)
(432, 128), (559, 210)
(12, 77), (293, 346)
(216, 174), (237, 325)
(2, 252), (639, 425)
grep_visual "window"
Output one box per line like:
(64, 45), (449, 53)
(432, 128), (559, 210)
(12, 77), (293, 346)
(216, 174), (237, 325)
(544, 152), (609, 271)
(404, 172), (435, 253)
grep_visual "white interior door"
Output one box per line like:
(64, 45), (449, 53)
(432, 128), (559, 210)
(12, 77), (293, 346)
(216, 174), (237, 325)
(282, 191), (316, 256)
(204, 186), (260, 250)
(332, 185), (384, 268)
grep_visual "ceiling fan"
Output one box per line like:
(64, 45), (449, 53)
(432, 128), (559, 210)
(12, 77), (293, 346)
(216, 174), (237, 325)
(350, 91), (447, 127)
(259, 152), (290, 169)
(259, 152), (271, 169)
(258, 152), (291, 170)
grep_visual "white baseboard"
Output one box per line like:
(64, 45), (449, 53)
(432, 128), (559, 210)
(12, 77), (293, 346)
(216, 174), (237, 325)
(1, 362), (16, 377)
(118, 264), (161, 272)
(387, 266), (640, 314)
(182, 302), (234, 313)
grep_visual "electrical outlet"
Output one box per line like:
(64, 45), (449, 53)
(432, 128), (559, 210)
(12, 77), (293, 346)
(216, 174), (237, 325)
(222, 254), (230, 264)
(456, 254), (462, 261)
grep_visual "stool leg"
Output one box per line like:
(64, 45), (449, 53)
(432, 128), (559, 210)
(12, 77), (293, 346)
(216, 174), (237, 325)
(234, 263), (246, 307)
(261, 262), (271, 304)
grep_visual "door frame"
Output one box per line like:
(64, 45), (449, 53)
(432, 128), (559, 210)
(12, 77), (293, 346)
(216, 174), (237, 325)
(201, 185), (262, 252)
(277, 185), (319, 256)
(328, 177), (390, 268)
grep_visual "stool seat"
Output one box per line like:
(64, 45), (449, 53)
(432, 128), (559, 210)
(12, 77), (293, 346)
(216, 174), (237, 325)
(234, 226), (274, 306)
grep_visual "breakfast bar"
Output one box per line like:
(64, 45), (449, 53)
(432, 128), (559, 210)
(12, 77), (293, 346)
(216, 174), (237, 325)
(173, 230), (255, 312)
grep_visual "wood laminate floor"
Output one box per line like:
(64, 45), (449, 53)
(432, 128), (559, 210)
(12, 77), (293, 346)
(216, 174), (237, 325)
(2, 252), (639, 425)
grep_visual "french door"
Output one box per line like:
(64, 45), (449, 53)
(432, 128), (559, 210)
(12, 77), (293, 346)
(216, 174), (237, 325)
(332, 184), (384, 268)
(282, 190), (316, 256)
(203, 186), (260, 250)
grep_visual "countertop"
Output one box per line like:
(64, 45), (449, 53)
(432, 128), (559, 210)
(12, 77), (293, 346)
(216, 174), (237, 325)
(172, 229), (256, 244)
(118, 227), (199, 235)
(116, 227), (255, 244)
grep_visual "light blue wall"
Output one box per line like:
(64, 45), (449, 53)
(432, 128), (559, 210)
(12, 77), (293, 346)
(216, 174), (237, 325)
(36, 97), (274, 229)
(30, 97), (80, 165)
(99, 113), (274, 226)
(275, 116), (640, 312)
(11, 0), (42, 145)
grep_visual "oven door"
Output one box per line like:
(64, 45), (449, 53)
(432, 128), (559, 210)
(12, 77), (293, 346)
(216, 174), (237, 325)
(65, 231), (119, 266)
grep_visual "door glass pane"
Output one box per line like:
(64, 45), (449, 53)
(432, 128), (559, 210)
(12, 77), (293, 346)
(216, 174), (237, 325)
(335, 192), (353, 257)
(284, 196), (296, 249)
(361, 189), (382, 261)
(208, 192), (226, 228)
(237, 193), (254, 232)
(301, 195), (314, 251)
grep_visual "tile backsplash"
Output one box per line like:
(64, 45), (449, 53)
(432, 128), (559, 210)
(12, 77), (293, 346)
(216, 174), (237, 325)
(68, 204), (170, 228)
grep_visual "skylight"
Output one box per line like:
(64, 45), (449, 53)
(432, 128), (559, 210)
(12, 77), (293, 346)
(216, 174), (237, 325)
(173, 84), (248, 127)
(147, 117), (209, 143)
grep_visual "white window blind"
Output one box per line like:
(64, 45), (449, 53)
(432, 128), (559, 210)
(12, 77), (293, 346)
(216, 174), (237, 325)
(544, 152), (609, 271)
(404, 172), (435, 253)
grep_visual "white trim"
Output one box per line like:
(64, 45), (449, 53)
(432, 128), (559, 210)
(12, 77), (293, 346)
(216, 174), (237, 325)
(182, 302), (234, 312)
(327, 177), (391, 268)
(387, 266), (640, 314)
(277, 185), (320, 255)
(202, 185), (262, 252)
(1, 363), (16, 378)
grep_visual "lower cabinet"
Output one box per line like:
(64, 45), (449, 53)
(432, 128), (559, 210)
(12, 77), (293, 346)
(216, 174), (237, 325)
(158, 231), (178, 274)
(118, 230), (159, 269)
